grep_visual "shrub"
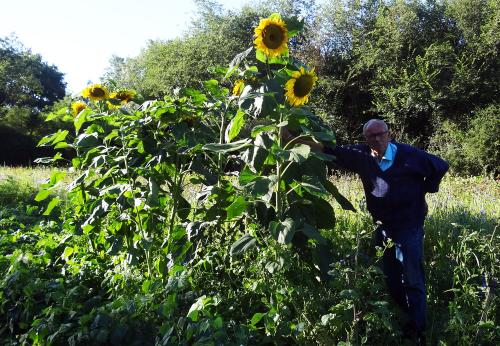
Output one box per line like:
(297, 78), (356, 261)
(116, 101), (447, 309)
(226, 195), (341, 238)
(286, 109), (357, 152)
(429, 104), (499, 176)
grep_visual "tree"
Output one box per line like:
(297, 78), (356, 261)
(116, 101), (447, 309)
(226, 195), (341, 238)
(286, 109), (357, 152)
(0, 36), (66, 112)
(0, 35), (66, 165)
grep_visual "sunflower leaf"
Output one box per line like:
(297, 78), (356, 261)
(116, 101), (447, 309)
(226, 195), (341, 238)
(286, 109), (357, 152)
(269, 13), (282, 20)
(251, 124), (277, 138)
(298, 175), (329, 197)
(230, 234), (256, 256)
(226, 196), (247, 220)
(226, 109), (246, 142)
(284, 17), (304, 38)
(203, 139), (252, 153)
(324, 180), (356, 212)
(225, 47), (253, 79)
(256, 49), (289, 65)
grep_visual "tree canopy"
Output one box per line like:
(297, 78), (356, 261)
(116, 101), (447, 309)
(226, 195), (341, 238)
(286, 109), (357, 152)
(102, 0), (498, 151)
(0, 36), (66, 113)
(0, 36), (66, 164)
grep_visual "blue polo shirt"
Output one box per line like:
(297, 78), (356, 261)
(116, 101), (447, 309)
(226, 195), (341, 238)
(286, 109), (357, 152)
(374, 142), (397, 171)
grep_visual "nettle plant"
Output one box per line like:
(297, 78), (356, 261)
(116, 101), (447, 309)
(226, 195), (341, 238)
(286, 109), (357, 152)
(38, 13), (354, 279)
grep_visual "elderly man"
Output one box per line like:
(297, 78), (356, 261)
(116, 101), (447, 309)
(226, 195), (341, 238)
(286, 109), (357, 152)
(286, 119), (449, 344)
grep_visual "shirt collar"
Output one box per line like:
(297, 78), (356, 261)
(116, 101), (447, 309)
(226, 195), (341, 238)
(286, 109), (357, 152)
(371, 142), (397, 162)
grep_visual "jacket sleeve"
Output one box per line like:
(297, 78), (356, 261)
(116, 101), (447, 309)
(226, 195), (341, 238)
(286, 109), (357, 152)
(324, 144), (366, 173)
(419, 150), (449, 193)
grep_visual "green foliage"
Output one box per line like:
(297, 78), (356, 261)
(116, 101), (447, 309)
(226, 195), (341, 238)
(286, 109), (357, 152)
(1, 168), (498, 344)
(0, 36), (65, 112)
(1, 4), (500, 345)
(429, 104), (500, 176)
(100, 0), (500, 155)
(0, 36), (66, 165)
(2, 15), (356, 344)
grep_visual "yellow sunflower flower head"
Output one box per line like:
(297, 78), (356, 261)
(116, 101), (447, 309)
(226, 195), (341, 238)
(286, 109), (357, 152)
(71, 101), (87, 117)
(254, 16), (289, 58)
(82, 84), (109, 102)
(284, 67), (318, 107)
(110, 89), (136, 104)
(232, 80), (245, 96)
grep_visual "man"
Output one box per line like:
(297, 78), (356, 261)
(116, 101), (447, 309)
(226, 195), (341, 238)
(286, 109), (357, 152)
(285, 119), (449, 344)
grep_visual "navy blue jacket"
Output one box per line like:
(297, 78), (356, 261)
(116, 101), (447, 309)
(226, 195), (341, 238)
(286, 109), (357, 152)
(325, 142), (449, 230)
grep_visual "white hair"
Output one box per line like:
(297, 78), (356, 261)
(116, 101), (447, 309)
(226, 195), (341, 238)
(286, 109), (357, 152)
(363, 119), (388, 135)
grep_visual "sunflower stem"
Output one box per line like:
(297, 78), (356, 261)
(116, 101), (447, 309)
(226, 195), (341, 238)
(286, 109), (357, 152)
(218, 104), (228, 182)
(276, 112), (284, 220)
(265, 56), (272, 79)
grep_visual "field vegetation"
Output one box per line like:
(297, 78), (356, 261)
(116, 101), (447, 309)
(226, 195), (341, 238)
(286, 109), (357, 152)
(0, 166), (498, 344)
(1, 1), (499, 345)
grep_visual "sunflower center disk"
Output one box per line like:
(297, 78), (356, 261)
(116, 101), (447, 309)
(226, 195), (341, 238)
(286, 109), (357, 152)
(263, 25), (284, 49)
(293, 76), (314, 97)
(91, 88), (106, 97)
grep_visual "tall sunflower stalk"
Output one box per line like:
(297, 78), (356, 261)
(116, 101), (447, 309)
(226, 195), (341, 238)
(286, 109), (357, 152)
(254, 14), (319, 220)
(206, 12), (339, 256)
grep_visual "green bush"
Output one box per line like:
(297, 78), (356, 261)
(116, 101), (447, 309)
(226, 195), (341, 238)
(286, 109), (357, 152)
(430, 104), (500, 176)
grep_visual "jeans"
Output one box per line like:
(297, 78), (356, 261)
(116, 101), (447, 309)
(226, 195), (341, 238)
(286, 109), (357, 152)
(375, 225), (426, 333)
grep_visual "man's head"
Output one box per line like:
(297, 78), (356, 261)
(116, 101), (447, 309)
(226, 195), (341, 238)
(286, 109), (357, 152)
(363, 119), (390, 157)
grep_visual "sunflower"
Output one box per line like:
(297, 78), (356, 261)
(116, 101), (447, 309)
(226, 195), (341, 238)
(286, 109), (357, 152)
(284, 67), (318, 107)
(82, 84), (109, 102)
(254, 16), (288, 57)
(110, 90), (136, 104)
(232, 80), (245, 96)
(71, 101), (87, 117)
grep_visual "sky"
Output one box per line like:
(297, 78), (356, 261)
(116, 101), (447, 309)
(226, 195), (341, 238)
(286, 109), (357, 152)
(0, 0), (250, 94)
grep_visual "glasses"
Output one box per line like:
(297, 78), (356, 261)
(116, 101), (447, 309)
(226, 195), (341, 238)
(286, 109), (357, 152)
(365, 131), (388, 140)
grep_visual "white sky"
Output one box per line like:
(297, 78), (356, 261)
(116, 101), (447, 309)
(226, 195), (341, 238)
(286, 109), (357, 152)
(0, 0), (250, 94)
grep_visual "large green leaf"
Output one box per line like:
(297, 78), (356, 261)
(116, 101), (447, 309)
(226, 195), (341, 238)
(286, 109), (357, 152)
(324, 180), (356, 212)
(43, 197), (61, 216)
(276, 144), (311, 163)
(34, 189), (51, 202)
(203, 79), (225, 98)
(246, 176), (276, 203)
(226, 196), (247, 220)
(250, 312), (266, 327)
(256, 47), (289, 65)
(241, 133), (273, 172)
(311, 131), (336, 142)
(74, 108), (91, 132)
(38, 129), (69, 146)
(225, 46), (253, 79)
(230, 234), (257, 256)
(226, 109), (246, 142)
(270, 218), (297, 244)
(295, 196), (336, 229)
(239, 167), (259, 185)
(298, 223), (327, 245)
(312, 197), (336, 229)
(246, 79), (283, 117)
(284, 16), (305, 38)
(251, 124), (277, 138)
(177, 195), (191, 221)
(203, 139), (252, 153)
(299, 175), (328, 197)
(180, 88), (207, 104)
(146, 178), (159, 207)
(75, 133), (99, 148)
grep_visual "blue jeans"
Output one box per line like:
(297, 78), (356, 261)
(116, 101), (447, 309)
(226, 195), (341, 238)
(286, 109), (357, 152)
(375, 225), (426, 333)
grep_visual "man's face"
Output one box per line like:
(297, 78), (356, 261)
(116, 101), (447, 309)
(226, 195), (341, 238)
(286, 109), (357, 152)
(364, 122), (390, 156)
